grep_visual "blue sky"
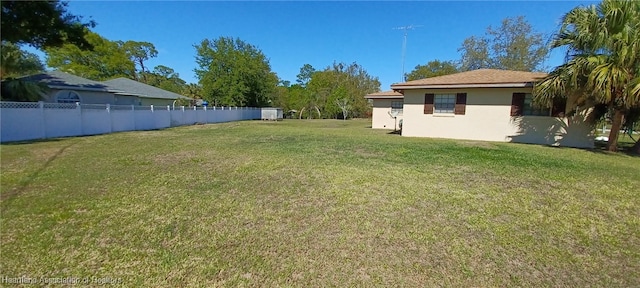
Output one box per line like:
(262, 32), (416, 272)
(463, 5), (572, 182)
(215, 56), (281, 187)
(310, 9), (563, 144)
(38, 1), (597, 90)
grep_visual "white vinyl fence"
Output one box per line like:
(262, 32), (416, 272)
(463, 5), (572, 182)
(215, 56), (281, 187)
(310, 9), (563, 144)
(0, 102), (263, 142)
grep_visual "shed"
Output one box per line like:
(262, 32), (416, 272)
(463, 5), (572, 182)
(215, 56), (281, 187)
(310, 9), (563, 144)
(261, 108), (283, 121)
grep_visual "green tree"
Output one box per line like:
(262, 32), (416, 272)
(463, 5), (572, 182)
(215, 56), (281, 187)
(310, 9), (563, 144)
(182, 83), (203, 100)
(0, 42), (47, 101)
(194, 37), (278, 107)
(296, 64), (316, 87)
(307, 62), (380, 119)
(143, 65), (186, 94)
(284, 84), (310, 117)
(1, 42), (45, 79)
(405, 60), (459, 81)
(335, 97), (351, 120)
(1, 78), (49, 101)
(120, 41), (158, 82)
(533, 0), (640, 153)
(45, 32), (135, 81)
(459, 16), (549, 72)
(458, 36), (491, 71)
(1, 0), (93, 102)
(1, 0), (95, 50)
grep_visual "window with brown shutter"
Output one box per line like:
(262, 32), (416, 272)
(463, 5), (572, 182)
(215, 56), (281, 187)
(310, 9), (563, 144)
(511, 93), (525, 116)
(424, 93), (434, 114)
(454, 93), (467, 115)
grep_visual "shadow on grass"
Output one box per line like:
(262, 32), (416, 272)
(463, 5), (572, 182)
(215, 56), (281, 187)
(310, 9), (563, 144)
(1, 140), (78, 201)
(543, 140), (639, 157)
(591, 140), (639, 157)
(1, 137), (67, 145)
(387, 130), (401, 135)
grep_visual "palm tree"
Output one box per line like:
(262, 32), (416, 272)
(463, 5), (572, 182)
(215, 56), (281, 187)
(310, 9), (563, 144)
(1, 42), (47, 101)
(533, 0), (640, 152)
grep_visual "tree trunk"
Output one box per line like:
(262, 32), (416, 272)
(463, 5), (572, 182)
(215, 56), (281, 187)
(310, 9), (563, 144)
(606, 109), (624, 152)
(631, 139), (640, 155)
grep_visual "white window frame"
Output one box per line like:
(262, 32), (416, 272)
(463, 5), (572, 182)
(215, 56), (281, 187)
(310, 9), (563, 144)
(55, 90), (81, 103)
(434, 94), (456, 114)
(391, 100), (403, 115)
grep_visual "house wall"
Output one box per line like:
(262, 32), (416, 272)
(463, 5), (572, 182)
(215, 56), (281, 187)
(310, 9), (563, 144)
(371, 98), (404, 130)
(401, 87), (594, 148)
(41, 89), (178, 107)
(114, 95), (139, 105)
(140, 98), (176, 106)
(42, 89), (116, 104)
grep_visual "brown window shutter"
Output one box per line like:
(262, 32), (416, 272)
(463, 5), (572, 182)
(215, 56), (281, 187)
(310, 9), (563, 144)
(424, 93), (434, 114)
(455, 93), (467, 115)
(511, 93), (525, 116)
(551, 98), (566, 117)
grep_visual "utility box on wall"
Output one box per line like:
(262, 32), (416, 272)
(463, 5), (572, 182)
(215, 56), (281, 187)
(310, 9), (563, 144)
(261, 108), (283, 121)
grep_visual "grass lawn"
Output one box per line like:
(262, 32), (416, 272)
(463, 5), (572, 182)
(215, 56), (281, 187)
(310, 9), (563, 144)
(1, 119), (639, 286)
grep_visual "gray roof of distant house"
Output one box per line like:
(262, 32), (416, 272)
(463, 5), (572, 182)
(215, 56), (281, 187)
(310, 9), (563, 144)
(102, 78), (191, 100)
(18, 71), (116, 92)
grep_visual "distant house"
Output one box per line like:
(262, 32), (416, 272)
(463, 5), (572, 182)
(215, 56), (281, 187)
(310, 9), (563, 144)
(17, 71), (190, 106)
(368, 69), (594, 148)
(102, 77), (190, 106)
(364, 90), (404, 130)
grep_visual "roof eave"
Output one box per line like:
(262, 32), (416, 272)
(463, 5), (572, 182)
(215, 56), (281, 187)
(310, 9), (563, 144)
(364, 95), (404, 99)
(390, 82), (534, 90)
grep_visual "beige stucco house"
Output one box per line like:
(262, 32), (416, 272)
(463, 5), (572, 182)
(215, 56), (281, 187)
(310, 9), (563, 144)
(369, 69), (594, 148)
(364, 90), (404, 130)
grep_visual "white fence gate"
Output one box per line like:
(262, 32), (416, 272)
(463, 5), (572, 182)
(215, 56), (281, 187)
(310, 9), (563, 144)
(0, 102), (264, 142)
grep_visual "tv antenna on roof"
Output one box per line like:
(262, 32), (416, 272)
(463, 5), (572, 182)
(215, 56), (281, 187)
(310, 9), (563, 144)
(393, 24), (422, 82)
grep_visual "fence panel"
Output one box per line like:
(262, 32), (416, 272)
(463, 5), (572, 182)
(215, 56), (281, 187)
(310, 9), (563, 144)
(196, 109), (207, 123)
(153, 110), (171, 129)
(82, 108), (111, 135)
(0, 102), (266, 142)
(134, 110), (155, 130)
(0, 106), (44, 142)
(43, 107), (82, 138)
(111, 110), (135, 132)
(183, 109), (197, 125)
(170, 110), (185, 126)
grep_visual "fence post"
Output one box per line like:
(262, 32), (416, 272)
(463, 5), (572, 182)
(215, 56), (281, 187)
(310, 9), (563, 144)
(106, 104), (113, 133)
(39, 101), (46, 139)
(77, 102), (84, 136)
(131, 105), (136, 130)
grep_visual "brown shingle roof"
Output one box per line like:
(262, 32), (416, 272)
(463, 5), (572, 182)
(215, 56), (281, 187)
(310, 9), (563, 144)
(364, 90), (403, 99)
(391, 69), (547, 89)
